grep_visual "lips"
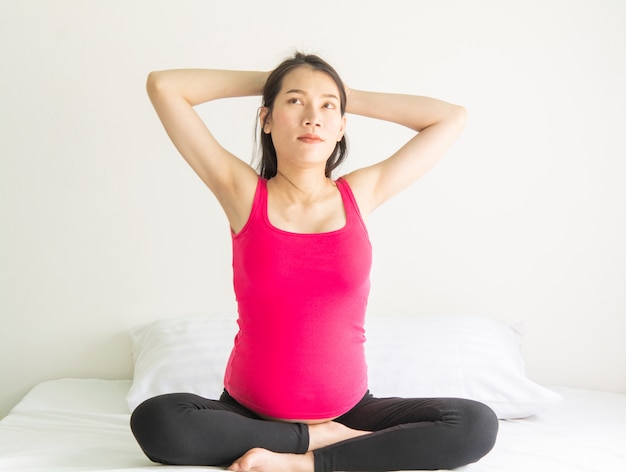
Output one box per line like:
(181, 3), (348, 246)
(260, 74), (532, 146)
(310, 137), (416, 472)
(298, 133), (323, 143)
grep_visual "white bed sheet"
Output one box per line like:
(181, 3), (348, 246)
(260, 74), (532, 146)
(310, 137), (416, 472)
(1, 379), (625, 471)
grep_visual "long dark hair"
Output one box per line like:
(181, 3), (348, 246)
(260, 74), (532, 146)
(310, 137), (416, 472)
(256, 52), (349, 179)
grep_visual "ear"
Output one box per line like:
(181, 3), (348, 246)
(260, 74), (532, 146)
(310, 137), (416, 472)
(337, 115), (347, 142)
(259, 107), (271, 134)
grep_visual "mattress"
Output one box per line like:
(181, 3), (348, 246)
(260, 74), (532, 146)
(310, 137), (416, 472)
(1, 378), (625, 471)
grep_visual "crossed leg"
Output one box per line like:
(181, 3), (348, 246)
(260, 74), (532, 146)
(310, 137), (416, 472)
(131, 390), (498, 472)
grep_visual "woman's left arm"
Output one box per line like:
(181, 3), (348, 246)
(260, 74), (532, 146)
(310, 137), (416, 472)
(344, 89), (467, 216)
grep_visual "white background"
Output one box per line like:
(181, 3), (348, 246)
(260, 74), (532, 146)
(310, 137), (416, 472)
(1, 0), (625, 417)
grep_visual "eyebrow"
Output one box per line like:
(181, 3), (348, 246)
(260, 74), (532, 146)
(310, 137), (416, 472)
(285, 89), (339, 100)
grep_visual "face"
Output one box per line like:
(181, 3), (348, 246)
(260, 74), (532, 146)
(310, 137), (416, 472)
(262, 66), (346, 171)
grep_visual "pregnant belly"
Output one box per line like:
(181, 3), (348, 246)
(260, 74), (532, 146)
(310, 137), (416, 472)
(225, 356), (367, 420)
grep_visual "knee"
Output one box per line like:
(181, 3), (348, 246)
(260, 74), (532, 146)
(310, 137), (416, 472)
(458, 399), (499, 463)
(130, 394), (186, 464)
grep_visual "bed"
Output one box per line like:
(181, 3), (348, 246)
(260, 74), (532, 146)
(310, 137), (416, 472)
(2, 314), (625, 471)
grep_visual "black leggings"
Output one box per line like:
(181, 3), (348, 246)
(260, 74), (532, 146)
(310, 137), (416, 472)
(130, 390), (498, 471)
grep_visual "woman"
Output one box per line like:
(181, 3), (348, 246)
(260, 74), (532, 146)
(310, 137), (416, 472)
(131, 52), (498, 472)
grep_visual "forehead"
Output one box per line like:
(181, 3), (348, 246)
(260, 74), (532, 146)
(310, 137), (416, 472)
(280, 66), (340, 96)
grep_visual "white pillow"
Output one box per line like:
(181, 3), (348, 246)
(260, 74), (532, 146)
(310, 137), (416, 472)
(127, 314), (237, 411)
(127, 313), (561, 419)
(365, 314), (562, 419)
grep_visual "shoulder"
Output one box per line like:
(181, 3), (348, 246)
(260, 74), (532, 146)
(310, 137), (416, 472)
(340, 168), (381, 219)
(220, 170), (262, 234)
(339, 170), (378, 219)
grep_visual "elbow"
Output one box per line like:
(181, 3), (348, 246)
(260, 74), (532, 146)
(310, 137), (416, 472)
(451, 104), (468, 131)
(145, 70), (168, 99)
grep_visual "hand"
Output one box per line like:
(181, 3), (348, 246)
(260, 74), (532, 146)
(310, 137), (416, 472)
(344, 83), (353, 102)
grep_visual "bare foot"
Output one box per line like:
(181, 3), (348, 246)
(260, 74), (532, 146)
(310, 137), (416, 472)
(307, 421), (370, 451)
(228, 448), (314, 472)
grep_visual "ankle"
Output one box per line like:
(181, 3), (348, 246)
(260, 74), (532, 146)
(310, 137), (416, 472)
(307, 421), (369, 452)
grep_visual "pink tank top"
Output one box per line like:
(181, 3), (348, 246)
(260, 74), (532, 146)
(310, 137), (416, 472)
(224, 176), (371, 420)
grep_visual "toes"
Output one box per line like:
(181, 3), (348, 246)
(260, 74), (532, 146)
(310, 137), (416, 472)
(228, 457), (246, 471)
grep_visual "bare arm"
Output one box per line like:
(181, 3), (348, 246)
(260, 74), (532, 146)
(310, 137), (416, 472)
(343, 89), (467, 216)
(146, 69), (268, 231)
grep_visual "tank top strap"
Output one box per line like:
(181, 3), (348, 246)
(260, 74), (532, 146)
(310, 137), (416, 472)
(256, 176), (268, 212)
(336, 177), (368, 233)
(255, 177), (270, 225)
(233, 176), (266, 237)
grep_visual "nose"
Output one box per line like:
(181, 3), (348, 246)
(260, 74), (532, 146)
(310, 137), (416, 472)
(302, 105), (321, 127)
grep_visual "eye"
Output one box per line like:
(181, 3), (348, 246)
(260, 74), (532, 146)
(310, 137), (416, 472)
(288, 97), (302, 105)
(323, 102), (336, 109)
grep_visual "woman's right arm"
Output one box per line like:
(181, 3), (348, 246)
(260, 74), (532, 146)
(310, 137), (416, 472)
(146, 69), (267, 231)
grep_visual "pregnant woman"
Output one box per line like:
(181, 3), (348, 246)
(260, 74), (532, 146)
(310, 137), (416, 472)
(130, 52), (498, 472)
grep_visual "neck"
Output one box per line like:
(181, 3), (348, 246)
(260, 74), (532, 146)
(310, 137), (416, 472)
(272, 168), (334, 202)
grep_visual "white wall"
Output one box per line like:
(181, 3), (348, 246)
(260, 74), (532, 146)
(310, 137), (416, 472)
(1, 0), (625, 418)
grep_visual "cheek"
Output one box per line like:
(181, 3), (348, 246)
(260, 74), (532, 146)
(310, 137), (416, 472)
(271, 108), (298, 126)
(329, 115), (345, 136)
